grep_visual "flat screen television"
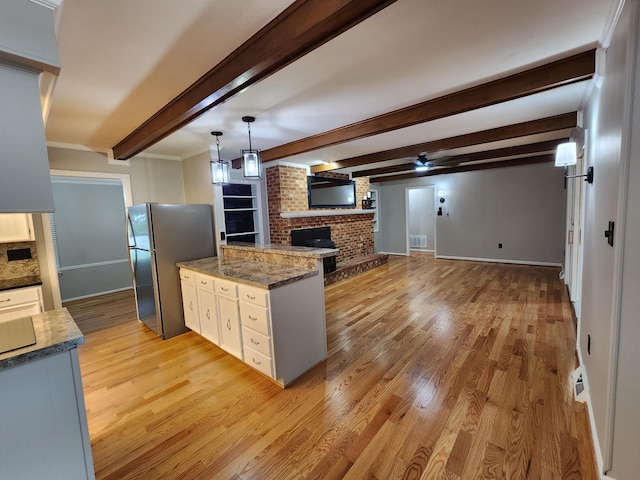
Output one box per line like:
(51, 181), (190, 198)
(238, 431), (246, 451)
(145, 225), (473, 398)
(307, 176), (356, 208)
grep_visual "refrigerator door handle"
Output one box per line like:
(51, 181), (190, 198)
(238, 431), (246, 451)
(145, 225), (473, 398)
(127, 213), (136, 248)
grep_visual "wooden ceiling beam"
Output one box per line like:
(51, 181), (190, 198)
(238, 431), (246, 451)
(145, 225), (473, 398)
(111, 0), (398, 160)
(429, 138), (568, 166)
(370, 154), (555, 183)
(312, 112), (576, 173)
(262, 49), (594, 163)
(352, 163), (417, 177)
(351, 138), (568, 177)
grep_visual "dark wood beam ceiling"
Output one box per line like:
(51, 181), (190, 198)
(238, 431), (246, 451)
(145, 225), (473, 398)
(111, 0), (398, 160)
(259, 49), (594, 163)
(351, 138), (567, 177)
(371, 154), (555, 183)
(312, 112), (577, 173)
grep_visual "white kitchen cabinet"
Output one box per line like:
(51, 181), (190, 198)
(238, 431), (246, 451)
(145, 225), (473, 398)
(179, 264), (327, 386)
(196, 274), (219, 344)
(0, 213), (34, 242)
(238, 278), (326, 386)
(179, 270), (200, 334)
(218, 294), (243, 360)
(0, 285), (43, 322)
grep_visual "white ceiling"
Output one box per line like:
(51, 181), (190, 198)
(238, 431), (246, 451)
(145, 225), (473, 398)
(45, 0), (618, 174)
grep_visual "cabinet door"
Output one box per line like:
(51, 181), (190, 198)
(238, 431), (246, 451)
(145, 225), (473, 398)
(218, 295), (243, 359)
(198, 288), (219, 344)
(0, 286), (43, 322)
(0, 214), (34, 242)
(180, 280), (200, 333)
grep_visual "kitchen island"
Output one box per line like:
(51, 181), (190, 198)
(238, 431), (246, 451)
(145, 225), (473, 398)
(0, 308), (94, 480)
(178, 243), (338, 386)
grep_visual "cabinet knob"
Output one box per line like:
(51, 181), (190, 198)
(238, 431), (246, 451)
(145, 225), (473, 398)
(206, 310), (210, 319)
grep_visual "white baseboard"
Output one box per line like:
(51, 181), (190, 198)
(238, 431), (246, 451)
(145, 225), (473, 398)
(378, 251), (410, 257)
(434, 254), (562, 267)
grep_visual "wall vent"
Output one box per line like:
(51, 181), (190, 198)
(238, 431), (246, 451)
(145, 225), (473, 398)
(410, 234), (428, 248)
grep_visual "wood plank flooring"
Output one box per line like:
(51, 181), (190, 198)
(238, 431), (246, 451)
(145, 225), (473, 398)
(64, 289), (137, 335)
(76, 253), (597, 479)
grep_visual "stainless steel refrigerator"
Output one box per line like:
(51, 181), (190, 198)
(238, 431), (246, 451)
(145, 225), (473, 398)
(127, 203), (215, 339)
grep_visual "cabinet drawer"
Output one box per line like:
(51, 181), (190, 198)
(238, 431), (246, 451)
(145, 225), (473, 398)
(239, 301), (270, 336)
(215, 278), (238, 298)
(195, 273), (214, 291)
(243, 345), (274, 378)
(179, 269), (195, 283)
(238, 284), (268, 307)
(242, 326), (272, 357)
(0, 286), (41, 307)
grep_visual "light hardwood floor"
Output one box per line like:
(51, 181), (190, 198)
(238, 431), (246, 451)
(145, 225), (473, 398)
(76, 253), (597, 479)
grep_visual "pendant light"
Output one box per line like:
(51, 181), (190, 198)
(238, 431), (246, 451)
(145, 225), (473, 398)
(210, 131), (229, 184)
(241, 116), (261, 179)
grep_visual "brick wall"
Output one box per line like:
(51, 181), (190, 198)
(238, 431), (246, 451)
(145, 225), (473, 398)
(266, 165), (374, 262)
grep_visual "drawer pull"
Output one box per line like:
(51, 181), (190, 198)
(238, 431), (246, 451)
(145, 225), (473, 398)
(200, 281), (207, 285)
(221, 286), (229, 292)
(184, 275), (190, 279)
(250, 338), (260, 345)
(252, 358), (262, 366)
(227, 319), (231, 330)
(189, 301), (194, 311)
(0, 298), (10, 303)
(205, 310), (210, 320)
(248, 315), (258, 321)
(246, 294), (256, 300)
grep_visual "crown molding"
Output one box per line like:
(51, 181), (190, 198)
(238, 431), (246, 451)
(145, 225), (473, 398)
(28, 0), (64, 10)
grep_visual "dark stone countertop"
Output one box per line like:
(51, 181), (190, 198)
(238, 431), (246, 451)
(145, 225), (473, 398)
(0, 308), (84, 370)
(0, 275), (42, 291)
(178, 257), (318, 289)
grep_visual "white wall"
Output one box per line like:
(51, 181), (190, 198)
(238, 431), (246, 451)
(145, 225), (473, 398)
(374, 162), (565, 264)
(578, 0), (634, 473)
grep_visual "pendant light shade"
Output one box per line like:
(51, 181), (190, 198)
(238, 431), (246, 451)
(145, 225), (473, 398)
(210, 131), (229, 184)
(241, 116), (262, 179)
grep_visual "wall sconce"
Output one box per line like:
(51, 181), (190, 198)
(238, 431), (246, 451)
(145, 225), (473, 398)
(241, 116), (261, 179)
(210, 131), (229, 184)
(555, 141), (594, 186)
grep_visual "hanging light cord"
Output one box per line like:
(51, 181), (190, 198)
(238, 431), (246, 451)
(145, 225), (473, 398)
(215, 134), (221, 162)
(247, 122), (252, 151)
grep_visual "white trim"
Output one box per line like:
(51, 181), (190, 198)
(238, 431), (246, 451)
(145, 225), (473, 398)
(28, 0), (63, 10)
(47, 141), (109, 153)
(377, 251), (410, 257)
(38, 213), (62, 309)
(601, 0), (627, 49)
(62, 287), (133, 303)
(411, 248), (434, 253)
(58, 259), (129, 272)
(281, 209), (374, 218)
(434, 255), (562, 267)
(131, 151), (181, 162)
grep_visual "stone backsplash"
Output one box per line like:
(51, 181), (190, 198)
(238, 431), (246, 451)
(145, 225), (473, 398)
(0, 241), (40, 281)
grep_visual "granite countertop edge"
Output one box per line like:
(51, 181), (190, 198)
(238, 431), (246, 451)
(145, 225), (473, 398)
(178, 257), (319, 289)
(221, 243), (339, 259)
(0, 308), (84, 370)
(0, 276), (43, 292)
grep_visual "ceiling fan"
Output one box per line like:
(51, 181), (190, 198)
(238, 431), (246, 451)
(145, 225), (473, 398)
(415, 153), (430, 172)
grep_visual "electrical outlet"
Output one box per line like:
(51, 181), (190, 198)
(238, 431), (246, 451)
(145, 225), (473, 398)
(498, 243), (503, 249)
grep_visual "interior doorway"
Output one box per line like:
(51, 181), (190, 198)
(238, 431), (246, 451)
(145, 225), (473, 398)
(50, 170), (133, 302)
(406, 186), (436, 254)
